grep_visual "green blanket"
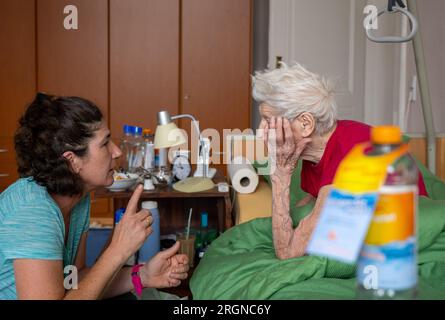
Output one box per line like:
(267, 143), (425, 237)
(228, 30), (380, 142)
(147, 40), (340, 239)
(190, 160), (445, 299)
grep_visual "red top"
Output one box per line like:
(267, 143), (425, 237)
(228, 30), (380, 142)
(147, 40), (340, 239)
(300, 120), (428, 197)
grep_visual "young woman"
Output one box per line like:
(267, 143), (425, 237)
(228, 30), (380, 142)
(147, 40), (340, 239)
(0, 93), (189, 299)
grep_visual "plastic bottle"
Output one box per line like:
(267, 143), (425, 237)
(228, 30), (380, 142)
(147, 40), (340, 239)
(114, 207), (136, 266)
(356, 126), (418, 300)
(195, 212), (217, 259)
(195, 212), (207, 259)
(138, 201), (160, 263)
(119, 125), (134, 172)
(129, 126), (144, 173)
(142, 129), (155, 172)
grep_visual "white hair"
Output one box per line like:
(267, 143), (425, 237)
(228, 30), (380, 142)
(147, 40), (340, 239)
(252, 62), (337, 135)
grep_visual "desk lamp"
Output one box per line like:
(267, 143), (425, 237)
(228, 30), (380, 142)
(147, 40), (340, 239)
(154, 110), (215, 193)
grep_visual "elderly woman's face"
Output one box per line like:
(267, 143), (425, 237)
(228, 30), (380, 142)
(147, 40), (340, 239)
(259, 103), (305, 141)
(76, 121), (122, 191)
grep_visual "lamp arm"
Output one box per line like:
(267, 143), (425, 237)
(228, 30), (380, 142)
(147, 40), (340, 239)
(171, 114), (202, 141)
(171, 114), (205, 173)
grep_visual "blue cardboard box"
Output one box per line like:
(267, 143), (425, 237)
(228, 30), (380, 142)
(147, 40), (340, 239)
(86, 228), (112, 267)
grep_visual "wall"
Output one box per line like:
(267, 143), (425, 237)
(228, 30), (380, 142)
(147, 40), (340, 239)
(256, 0), (444, 136)
(260, 0), (367, 124)
(404, 0), (445, 134)
(364, 0), (401, 127)
(251, 0), (270, 130)
(364, 0), (445, 135)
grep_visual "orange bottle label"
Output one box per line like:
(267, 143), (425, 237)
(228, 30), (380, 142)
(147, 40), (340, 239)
(365, 186), (416, 245)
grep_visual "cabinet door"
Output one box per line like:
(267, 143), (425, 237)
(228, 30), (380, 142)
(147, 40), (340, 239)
(269, 0), (366, 121)
(181, 0), (252, 169)
(0, 0), (36, 190)
(38, 0), (110, 220)
(110, 0), (180, 138)
(37, 0), (109, 119)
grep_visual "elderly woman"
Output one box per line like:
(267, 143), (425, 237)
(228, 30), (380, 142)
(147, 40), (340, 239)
(0, 93), (189, 299)
(252, 62), (428, 260)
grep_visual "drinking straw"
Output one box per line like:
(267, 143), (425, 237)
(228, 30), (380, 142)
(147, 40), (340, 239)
(186, 208), (193, 240)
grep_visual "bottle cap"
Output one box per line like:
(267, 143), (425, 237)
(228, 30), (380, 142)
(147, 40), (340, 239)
(142, 201), (158, 210)
(371, 126), (402, 145)
(143, 129), (152, 135)
(123, 125), (132, 134)
(134, 126), (143, 136)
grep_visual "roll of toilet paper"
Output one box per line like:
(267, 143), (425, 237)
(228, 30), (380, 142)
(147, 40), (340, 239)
(227, 156), (259, 194)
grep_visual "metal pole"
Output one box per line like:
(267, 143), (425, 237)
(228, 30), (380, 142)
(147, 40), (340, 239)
(406, 0), (436, 174)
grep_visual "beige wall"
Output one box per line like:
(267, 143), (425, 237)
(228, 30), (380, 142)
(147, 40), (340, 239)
(260, 1), (444, 135)
(405, 0), (445, 134)
(364, 0), (445, 134)
(364, 0), (401, 127)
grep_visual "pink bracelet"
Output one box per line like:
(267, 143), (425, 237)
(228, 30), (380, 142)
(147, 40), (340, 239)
(131, 264), (144, 297)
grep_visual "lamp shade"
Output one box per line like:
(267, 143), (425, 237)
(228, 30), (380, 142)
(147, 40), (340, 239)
(154, 122), (187, 149)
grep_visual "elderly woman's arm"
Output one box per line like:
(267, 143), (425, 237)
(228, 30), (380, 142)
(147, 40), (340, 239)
(267, 117), (331, 259)
(270, 173), (294, 259)
(271, 179), (331, 259)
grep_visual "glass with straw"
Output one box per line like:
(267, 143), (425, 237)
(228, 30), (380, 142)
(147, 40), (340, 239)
(178, 208), (196, 267)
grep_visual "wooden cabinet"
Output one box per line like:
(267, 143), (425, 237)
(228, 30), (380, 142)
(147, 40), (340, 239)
(109, 0), (180, 138)
(181, 0), (252, 170)
(1, 0), (252, 223)
(110, 0), (252, 170)
(0, 0), (36, 190)
(37, 0), (111, 222)
(37, 0), (109, 117)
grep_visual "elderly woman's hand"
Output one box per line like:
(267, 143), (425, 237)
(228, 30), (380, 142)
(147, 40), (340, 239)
(268, 117), (311, 176)
(139, 241), (189, 288)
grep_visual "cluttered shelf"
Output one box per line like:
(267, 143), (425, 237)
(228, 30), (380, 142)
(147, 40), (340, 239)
(95, 171), (230, 199)
(94, 171), (233, 231)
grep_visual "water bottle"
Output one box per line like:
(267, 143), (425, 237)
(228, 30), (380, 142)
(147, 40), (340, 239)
(114, 207), (136, 266)
(195, 212), (209, 259)
(129, 126), (144, 173)
(119, 125), (134, 172)
(142, 129), (155, 172)
(138, 201), (160, 263)
(356, 126), (418, 299)
(195, 212), (217, 259)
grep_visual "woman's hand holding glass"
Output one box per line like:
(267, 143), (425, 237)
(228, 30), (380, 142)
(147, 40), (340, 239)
(139, 241), (189, 289)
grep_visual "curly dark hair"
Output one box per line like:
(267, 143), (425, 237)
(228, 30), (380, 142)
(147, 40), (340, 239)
(14, 92), (103, 196)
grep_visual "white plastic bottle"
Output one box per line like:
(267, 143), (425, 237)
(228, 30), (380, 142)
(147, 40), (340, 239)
(138, 201), (160, 263)
(129, 126), (144, 173)
(142, 129), (155, 172)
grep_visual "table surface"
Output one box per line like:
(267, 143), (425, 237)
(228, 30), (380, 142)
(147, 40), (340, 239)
(95, 172), (230, 199)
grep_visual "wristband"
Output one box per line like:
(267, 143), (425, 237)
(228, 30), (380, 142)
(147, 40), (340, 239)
(131, 264), (144, 297)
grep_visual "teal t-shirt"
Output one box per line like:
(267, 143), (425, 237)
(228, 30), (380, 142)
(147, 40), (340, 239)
(0, 178), (90, 299)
